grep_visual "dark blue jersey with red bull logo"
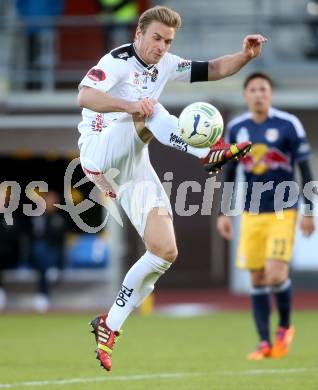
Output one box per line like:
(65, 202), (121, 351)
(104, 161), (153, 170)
(227, 107), (311, 213)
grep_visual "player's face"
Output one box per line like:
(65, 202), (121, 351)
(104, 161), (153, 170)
(244, 78), (272, 115)
(135, 21), (176, 64)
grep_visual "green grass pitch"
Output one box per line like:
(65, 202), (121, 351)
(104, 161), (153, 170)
(0, 311), (318, 389)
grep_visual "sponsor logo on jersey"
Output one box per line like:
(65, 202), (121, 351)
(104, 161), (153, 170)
(133, 72), (140, 85)
(118, 51), (129, 59)
(91, 113), (103, 132)
(242, 144), (291, 174)
(236, 126), (250, 143)
(87, 68), (106, 82)
(176, 60), (191, 72)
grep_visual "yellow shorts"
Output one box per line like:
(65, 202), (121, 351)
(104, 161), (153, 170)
(236, 209), (297, 270)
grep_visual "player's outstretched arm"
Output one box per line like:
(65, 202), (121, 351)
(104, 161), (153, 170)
(208, 34), (267, 81)
(78, 87), (156, 117)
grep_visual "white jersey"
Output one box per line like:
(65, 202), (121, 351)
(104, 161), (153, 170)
(78, 44), (208, 236)
(78, 43), (194, 145)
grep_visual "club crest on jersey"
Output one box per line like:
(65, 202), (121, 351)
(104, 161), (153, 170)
(87, 68), (106, 82)
(151, 67), (158, 82)
(265, 128), (279, 143)
(141, 67), (158, 83)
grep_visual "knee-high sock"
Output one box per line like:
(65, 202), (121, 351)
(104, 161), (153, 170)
(272, 278), (292, 328)
(106, 251), (172, 331)
(251, 286), (271, 343)
(145, 104), (209, 158)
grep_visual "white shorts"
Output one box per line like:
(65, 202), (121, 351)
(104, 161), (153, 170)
(79, 115), (172, 237)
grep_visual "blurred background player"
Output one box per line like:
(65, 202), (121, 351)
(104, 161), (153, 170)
(217, 72), (315, 360)
(305, 0), (318, 58)
(28, 190), (67, 312)
(97, 0), (138, 52)
(0, 187), (23, 311)
(77, 6), (266, 371)
(15, 0), (65, 89)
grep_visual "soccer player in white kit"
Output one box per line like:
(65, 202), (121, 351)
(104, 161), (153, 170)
(77, 6), (267, 371)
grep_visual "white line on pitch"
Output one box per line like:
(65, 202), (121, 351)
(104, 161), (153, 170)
(1, 368), (316, 388)
(0, 372), (204, 388)
(223, 367), (318, 376)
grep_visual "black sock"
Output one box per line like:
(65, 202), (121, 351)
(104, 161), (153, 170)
(251, 286), (271, 343)
(38, 270), (49, 296)
(273, 279), (292, 329)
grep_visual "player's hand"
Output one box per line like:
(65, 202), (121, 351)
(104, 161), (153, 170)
(217, 215), (233, 240)
(299, 215), (315, 237)
(127, 98), (157, 118)
(242, 34), (267, 59)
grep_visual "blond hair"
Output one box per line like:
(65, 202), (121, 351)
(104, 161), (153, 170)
(138, 6), (182, 33)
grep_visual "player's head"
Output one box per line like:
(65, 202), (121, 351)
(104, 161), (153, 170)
(134, 6), (182, 64)
(243, 72), (273, 115)
(43, 190), (60, 214)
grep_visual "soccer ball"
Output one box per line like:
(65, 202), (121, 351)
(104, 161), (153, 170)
(178, 102), (224, 148)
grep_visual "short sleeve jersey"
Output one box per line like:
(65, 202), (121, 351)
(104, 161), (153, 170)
(78, 43), (195, 133)
(226, 107), (311, 212)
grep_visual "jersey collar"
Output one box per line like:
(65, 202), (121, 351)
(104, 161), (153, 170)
(268, 107), (275, 118)
(131, 44), (154, 69)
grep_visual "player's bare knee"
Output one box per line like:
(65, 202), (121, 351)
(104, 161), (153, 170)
(265, 262), (289, 286)
(164, 245), (178, 262)
(147, 241), (178, 262)
(250, 270), (266, 286)
(159, 245), (178, 262)
(269, 275), (286, 286)
(265, 270), (286, 286)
